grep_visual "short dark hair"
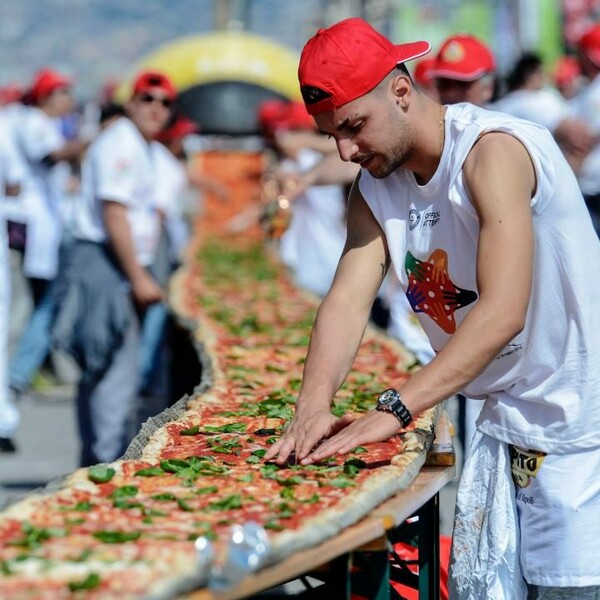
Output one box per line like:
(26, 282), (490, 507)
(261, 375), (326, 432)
(506, 52), (543, 92)
(396, 63), (411, 78)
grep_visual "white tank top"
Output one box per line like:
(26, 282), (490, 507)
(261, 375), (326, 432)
(359, 103), (600, 453)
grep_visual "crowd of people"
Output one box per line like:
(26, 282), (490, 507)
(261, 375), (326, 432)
(0, 69), (203, 465)
(1, 17), (600, 598)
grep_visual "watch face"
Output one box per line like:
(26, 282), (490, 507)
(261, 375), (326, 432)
(378, 389), (397, 407)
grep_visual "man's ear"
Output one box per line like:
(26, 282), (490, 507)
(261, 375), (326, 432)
(391, 73), (412, 108)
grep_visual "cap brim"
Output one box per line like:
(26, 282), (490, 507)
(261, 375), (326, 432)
(56, 77), (73, 89)
(428, 67), (489, 82)
(394, 41), (431, 64)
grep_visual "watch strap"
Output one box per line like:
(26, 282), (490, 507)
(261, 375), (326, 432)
(390, 397), (413, 428)
(376, 389), (413, 428)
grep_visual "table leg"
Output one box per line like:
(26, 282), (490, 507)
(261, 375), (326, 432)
(351, 549), (391, 600)
(417, 493), (440, 599)
(327, 552), (352, 599)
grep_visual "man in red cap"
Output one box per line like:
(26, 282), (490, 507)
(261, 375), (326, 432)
(265, 17), (600, 600)
(553, 55), (582, 99)
(429, 34), (496, 106)
(569, 23), (600, 235)
(10, 68), (87, 289)
(6, 67), (89, 415)
(52, 69), (177, 466)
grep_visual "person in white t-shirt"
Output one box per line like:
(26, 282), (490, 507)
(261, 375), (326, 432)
(16, 69), (87, 296)
(491, 51), (594, 172)
(258, 99), (352, 298)
(135, 114), (192, 424)
(265, 19), (600, 599)
(0, 97), (34, 357)
(0, 116), (26, 452)
(53, 70), (176, 466)
(6, 70), (89, 402)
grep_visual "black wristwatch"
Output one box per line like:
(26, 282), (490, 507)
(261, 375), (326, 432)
(376, 388), (413, 428)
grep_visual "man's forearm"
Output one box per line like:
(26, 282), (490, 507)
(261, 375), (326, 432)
(306, 154), (360, 187)
(399, 297), (525, 416)
(297, 290), (371, 410)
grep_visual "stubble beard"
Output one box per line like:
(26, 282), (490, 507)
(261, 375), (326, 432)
(368, 110), (413, 179)
(368, 139), (413, 179)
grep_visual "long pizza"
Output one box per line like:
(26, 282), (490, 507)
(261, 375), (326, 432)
(0, 236), (440, 598)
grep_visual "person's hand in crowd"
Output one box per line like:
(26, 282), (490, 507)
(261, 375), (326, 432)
(275, 171), (308, 202)
(131, 271), (163, 308)
(273, 130), (337, 159)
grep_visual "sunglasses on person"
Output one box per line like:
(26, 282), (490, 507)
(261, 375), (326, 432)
(136, 92), (173, 108)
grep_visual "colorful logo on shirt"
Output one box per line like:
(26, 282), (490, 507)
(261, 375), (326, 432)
(509, 445), (547, 489)
(404, 249), (478, 334)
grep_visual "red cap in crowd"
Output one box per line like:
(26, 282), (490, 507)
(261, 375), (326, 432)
(578, 23), (600, 67)
(553, 56), (581, 87)
(298, 18), (430, 115)
(0, 84), (23, 106)
(156, 114), (199, 143)
(413, 57), (437, 87)
(430, 34), (495, 81)
(131, 70), (177, 101)
(30, 68), (72, 104)
(258, 99), (315, 137)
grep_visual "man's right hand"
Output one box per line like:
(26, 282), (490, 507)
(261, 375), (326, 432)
(131, 272), (163, 308)
(263, 407), (354, 465)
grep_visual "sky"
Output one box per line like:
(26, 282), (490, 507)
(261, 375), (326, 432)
(0, 0), (326, 99)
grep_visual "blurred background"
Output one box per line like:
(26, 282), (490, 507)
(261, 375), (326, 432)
(0, 0), (598, 133)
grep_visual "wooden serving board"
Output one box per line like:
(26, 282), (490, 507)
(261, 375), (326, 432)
(183, 464), (455, 600)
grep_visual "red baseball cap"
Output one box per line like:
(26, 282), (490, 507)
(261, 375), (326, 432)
(131, 70), (177, 101)
(430, 34), (495, 81)
(553, 56), (581, 87)
(298, 18), (430, 115)
(258, 99), (315, 136)
(579, 24), (600, 67)
(413, 57), (437, 87)
(30, 68), (72, 104)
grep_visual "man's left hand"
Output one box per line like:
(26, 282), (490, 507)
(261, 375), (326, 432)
(301, 410), (402, 465)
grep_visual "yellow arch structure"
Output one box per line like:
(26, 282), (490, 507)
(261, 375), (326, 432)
(114, 31), (302, 103)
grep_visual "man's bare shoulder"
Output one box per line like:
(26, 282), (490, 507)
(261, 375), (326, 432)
(463, 131), (536, 206)
(464, 131), (532, 172)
